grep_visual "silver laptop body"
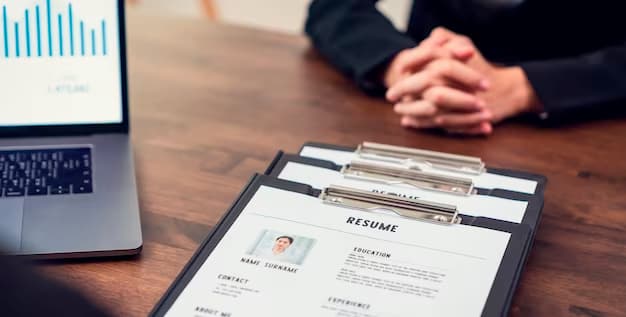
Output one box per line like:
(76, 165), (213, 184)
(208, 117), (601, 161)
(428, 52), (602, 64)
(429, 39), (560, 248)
(0, 0), (141, 258)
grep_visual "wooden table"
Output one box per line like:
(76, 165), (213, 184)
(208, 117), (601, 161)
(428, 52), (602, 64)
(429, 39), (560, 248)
(40, 11), (626, 317)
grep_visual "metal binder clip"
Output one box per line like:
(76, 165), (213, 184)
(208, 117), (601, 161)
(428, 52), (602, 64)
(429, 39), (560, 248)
(356, 142), (486, 175)
(320, 185), (461, 225)
(341, 161), (475, 196)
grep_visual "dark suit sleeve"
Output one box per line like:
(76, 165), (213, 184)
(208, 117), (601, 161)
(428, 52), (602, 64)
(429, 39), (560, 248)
(305, 0), (417, 94)
(520, 43), (626, 117)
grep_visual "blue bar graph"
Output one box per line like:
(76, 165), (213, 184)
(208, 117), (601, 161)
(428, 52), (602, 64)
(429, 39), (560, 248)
(13, 22), (18, 57)
(68, 3), (73, 56)
(2, 6), (7, 58)
(25, 10), (30, 57)
(46, 0), (51, 56)
(80, 20), (84, 56)
(101, 19), (106, 55)
(1, 1), (109, 59)
(90, 28), (94, 56)
(57, 13), (63, 56)
(36, 6), (41, 56)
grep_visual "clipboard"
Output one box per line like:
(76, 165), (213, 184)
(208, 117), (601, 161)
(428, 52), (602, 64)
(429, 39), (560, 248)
(265, 152), (544, 230)
(298, 142), (547, 196)
(151, 174), (532, 317)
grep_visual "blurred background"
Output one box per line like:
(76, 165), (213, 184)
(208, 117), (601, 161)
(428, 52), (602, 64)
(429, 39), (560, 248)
(126, 0), (412, 33)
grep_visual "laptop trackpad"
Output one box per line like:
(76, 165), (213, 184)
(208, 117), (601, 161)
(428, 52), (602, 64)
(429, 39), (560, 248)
(0, 199), (24, 253)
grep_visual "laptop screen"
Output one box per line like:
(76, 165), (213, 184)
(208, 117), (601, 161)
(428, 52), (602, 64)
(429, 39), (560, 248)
(0, 0), (123, 127)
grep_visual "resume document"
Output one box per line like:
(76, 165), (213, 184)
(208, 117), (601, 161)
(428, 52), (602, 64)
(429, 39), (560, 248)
(166, 186), (511, 317)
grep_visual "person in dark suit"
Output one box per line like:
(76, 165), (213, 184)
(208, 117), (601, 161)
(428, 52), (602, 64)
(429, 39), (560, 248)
(305, 1), (626, 135)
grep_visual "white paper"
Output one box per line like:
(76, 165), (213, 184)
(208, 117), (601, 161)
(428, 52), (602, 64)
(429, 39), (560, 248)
(300, 146), (538, 195)
(166, 186), (511, 317)
(278, 162), (529, 224)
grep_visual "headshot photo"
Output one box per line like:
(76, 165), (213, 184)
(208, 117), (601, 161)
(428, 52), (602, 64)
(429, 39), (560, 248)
(246, 229), (316, 265)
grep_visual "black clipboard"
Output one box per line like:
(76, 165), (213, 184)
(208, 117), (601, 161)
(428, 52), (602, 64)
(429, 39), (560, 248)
(298, 142), (548, 197)
(151, 174), (532, 317)
(265, 152), (544, 231)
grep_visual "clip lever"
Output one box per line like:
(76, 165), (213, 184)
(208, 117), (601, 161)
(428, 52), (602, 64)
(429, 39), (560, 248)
(320, 185), (461, 225)
(356, 142), (485, 175)
(341, 161), (475, 196)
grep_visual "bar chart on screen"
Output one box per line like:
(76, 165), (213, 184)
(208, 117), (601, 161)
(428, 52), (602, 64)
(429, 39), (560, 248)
(1, 0), (110, 59)
(0, 0), (123, 127)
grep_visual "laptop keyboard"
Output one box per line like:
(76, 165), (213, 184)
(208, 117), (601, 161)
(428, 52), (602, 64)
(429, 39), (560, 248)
(0, 148), (93, 198)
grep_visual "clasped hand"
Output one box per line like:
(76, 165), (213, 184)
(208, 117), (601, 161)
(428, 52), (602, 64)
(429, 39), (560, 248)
(384, 27), (541, 135)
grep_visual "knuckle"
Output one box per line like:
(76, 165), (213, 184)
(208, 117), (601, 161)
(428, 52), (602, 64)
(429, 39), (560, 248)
(420, 69), (435, 82)
(424, 103), (437, 116)
(398, 49), (412, 61)
(434, 91), (445, 104)
(458, 35), (472, 44)
(393, 51), (412, 69)
(403, 116), (418, 127)
(436, 61), (453, 75)
(432, 27), (453, 38)
(424, 88), (443, 103)
(431, 27), (446, 36)
(424, 47), (438, 58)
(431, 46), (447, 58)
(414, 48), (433, 62)
(426, 61), (442, 74)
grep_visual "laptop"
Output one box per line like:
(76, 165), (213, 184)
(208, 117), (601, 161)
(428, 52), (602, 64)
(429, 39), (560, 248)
(0, 0), (142, 258)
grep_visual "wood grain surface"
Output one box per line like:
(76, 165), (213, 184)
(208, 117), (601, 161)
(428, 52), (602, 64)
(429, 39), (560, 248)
(37, 10), (626, 317)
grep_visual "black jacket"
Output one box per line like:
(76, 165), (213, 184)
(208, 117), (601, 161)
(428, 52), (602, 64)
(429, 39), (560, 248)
(305, 0), (626, 117)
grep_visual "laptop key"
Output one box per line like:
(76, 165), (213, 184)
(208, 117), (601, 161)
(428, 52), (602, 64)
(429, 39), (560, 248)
(0, 148), (93, 199)
(5, 187), (25, 197)
(27, 186), (48, 196)
(50, 185), (70, 195)
(73, 183), (93, 194)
